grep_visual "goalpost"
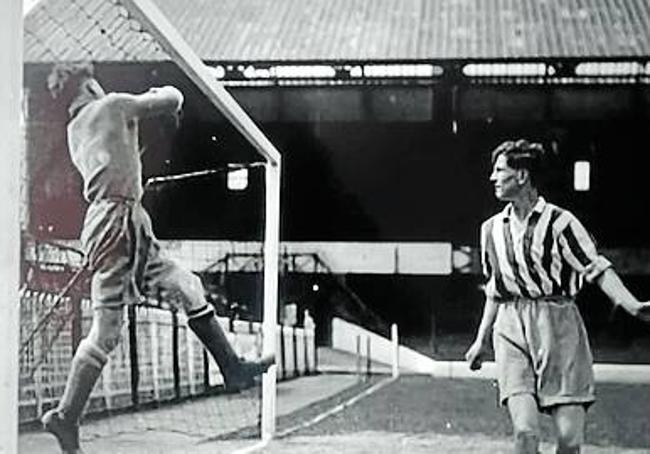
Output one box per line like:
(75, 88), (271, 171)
(1, 0), (23, 452)
(17, 0), (281, 448)
(121, 0), (281, 436)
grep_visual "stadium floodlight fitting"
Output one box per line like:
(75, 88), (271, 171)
(271, 65), (336, 78)
(349, 66), (363, 77)
(575, 61), (644, 77)
(243, 65), (272, 79)
(463, 62), (550, 77)
(363, 64), (442, 78)
(206, 65), (226, 79)
(227, 167), (249, 191)
(574, 161), (591, 192)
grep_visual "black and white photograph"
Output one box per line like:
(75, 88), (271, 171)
(2, 0), (650, 452)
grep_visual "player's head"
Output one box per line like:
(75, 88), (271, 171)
(47, 61), (104, 107)
(489, 139), (545, 200)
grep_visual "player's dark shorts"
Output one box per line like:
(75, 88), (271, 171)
(80, 198), (206, 312)
(492, 296), (595, 410)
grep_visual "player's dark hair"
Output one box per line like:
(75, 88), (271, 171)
(47, 61), (95, 104)
(491, 139), (546, 188)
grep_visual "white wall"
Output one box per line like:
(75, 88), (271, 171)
(330, 317), (650, 383)
(29, 240), (453, 275)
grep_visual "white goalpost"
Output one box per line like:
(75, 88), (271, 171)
(119, 0), (281, 441)
(1, 1), (23, 453)
(18, 0), (282, 448)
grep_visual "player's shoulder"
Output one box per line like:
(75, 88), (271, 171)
(480, 214), (500, 232)
(544, 202), (586, 234)
(99, 92), (134, 108)
(73, 93), (127, 117)
(544, 201), (578, 220)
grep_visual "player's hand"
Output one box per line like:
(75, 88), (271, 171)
(464, 340), (486, 371)
(634, 301), (650, 323)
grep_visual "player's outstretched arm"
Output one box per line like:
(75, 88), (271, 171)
(465, 297), (498, 370)
(114, 85), (184, 119)
(596, 268), (650, 323)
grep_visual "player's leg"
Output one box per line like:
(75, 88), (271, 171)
(507, 394), (541, 454)
(550, 404), (585, 454)
(42, 306), (125, 453)
(153, 263), (273, 391)
(136, 207), (273, 391)
(493, 303), (541, 454)
(43, 201), (132, 453)
(530, 301), (594, 453)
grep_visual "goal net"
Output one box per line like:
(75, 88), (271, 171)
(20, 0), (281, 449)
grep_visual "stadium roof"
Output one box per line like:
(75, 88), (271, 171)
(24, 0), (650, 63)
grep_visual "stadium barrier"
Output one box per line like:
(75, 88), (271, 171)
(18, 289), (316, 425)
(330, 317), (650, 383)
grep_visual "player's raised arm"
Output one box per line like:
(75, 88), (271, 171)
(115, 85), (184, 119)
(595, 268), (650, 322)
(558, 214), (650, 323)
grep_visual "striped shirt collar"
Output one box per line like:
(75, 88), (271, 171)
(501, 196), (547, 223)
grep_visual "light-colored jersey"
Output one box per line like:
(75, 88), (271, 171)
(480, 197), (611, 300)
(67, 86), (183, 202)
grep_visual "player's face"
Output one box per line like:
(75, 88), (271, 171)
(489, 154), (521, 201)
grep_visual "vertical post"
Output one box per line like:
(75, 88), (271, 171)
(355, 335), (361, 379)
(391, 324), (399, 379)
(292, 327), (298, 378)
(202, 349), (209, 391)
(279, 324), (286, 380)
(32, 293), (44, 419)
(186, 322), (195, 395)
(150, 316), (160, 401)
(261, 160), (281, 440)
(171, 309), (180, 400)
(304, 327), (310, 375)
(366, 336), (371, 379)
(128, 305), (139, 407)
(1, 1), (22, 451)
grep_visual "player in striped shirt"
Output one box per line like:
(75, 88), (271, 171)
(465, 139), (650, 454)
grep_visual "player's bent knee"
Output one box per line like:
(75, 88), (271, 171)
(75, 338), (109, 369)
(88, 307), (125, 353)
(184, 272), (204, 296)
(173, 271), (206, 312)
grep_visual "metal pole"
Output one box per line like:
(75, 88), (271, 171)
(128, 305), (140, 408)
(0, 0), (23, 451)
(391, 324), (399, 379)
(366, 336), (371, 379)
(261, 161), (281, 440)
(356, 335), (362, 379)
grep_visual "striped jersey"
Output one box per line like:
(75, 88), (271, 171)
(481, 197), (611, 300)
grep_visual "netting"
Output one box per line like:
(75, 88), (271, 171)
(21, 0), (285, 450)
(24, 0), (166, 62)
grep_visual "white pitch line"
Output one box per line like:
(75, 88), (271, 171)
(276, 375), (398, 439)
(230, 438), (271, 454)
(229, 378), (397, 454)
